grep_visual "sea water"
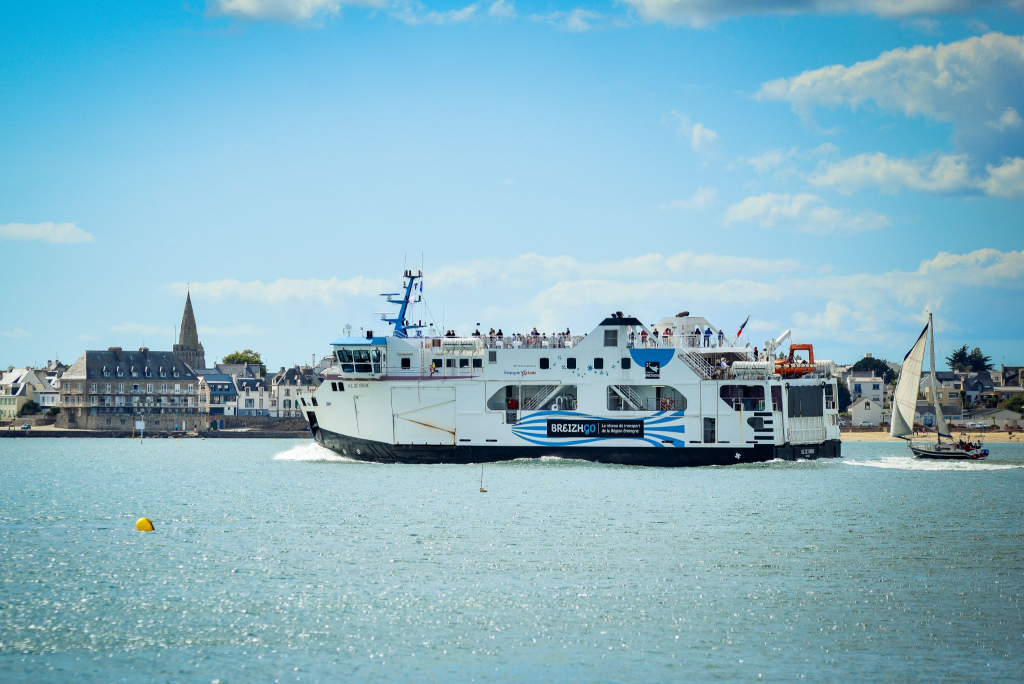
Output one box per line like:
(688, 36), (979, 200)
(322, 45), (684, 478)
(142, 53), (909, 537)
(1, 438), (1022, 682)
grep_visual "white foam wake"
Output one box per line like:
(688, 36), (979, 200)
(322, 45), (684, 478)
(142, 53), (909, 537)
(273, 441), (356, 463)
(844, 456), (1023, 471)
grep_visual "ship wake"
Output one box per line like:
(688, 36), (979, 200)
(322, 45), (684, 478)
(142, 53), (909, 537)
(845, 456), (1022, 471)
(274, 441), (357, 463)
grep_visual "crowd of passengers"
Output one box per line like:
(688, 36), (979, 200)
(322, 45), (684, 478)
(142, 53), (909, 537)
(438, 324), (732, 350)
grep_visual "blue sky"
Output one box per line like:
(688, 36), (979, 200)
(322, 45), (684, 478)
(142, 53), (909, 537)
(2, 0), (1023, 370)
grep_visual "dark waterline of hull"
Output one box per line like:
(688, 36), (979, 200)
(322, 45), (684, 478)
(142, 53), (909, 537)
(313, 426), (841, 467)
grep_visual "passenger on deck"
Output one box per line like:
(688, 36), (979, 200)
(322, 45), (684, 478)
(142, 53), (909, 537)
(531, 327), (540, 337)
(718, 329), (725, 347)
(640, 329), (649, 346)
(663, 327), (672, 342)
(753, 345), (759, 360)
(704, 326), (712, 347)
(472, 329), (481, 337)
(496, 329), (504, 342)
(652, 328), (659, 343)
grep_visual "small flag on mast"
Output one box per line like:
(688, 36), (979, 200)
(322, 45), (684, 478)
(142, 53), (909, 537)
(736, 315), (751, 338)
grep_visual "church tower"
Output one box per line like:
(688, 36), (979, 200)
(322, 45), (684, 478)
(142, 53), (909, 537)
(173, 292), (206, 370)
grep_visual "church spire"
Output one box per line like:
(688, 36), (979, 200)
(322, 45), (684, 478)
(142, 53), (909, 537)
(174, 290), (206, 370)
(179, 291), (200, 347)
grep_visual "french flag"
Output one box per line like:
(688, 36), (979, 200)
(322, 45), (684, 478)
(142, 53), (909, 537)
(736, 315), (750, 338)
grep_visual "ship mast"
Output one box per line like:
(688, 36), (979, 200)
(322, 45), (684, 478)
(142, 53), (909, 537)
(380, 271), (424, 338)
(927, 312), (943, 444)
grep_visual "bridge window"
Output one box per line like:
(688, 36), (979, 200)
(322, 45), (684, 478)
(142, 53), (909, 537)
(604, 329), (618, 347)
(607, 385), (687, 412)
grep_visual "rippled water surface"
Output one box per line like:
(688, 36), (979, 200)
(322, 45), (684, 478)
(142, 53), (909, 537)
(2, 438), (1023, 682)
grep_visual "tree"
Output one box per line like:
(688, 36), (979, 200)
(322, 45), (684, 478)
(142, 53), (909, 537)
(967, 347), (993, 372)
(222, 349), (266, 377)
(1005, 394), (1024, 414)
(850, 356), (896, 385)
(946, 344), (970, 372)
(837, 383), (852, 412)
(18, 400), (40, 416)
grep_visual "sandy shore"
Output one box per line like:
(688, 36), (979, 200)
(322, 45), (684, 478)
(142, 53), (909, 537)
(841, 430), (1022, 443)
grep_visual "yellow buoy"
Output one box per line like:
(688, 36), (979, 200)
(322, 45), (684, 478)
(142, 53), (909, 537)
(136, 517), (154, 532)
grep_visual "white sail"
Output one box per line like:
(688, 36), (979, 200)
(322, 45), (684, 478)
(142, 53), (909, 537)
(890, 323), (929, 439)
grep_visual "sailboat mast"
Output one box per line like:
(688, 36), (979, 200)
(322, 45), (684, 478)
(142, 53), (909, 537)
(927, 312), (942, 443)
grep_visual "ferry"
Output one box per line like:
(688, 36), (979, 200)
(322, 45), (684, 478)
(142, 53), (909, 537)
(302, 271), (842, 466)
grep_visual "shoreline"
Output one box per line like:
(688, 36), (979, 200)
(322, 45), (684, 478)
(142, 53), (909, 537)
(840, 430), (1022, 443)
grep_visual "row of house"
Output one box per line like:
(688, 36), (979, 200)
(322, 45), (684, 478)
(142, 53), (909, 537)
(3, 295), (324, 432)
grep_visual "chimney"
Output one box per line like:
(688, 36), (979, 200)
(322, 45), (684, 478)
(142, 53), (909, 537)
(108, 347), (122, 351)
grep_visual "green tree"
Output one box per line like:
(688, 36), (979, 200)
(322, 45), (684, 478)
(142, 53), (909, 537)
(1005, 394), (1024, 414)
(850, 356), (896, 385)
(18, 400), (40, 416)
(222, 349), (267, 377)
(946, 345), (970, 371)
(967, 347), (993, 372)
(837, 383), (852, 412)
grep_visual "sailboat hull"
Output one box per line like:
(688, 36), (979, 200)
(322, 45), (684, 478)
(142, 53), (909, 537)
(910, 444), (989, 460)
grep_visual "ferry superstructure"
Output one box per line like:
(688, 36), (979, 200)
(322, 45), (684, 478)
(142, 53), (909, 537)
(302, 271), (841, 466)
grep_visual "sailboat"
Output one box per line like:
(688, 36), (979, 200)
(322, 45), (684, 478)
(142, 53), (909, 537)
(890, 313), (988, 460)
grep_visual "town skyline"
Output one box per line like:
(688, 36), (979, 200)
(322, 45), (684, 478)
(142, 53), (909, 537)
(2, 2), (1023, 368)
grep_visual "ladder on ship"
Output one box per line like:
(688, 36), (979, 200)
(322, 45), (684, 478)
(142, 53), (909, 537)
(522, 385), (562, 410)
(610, 384), (645, 411)
(677, 347), (715, 380)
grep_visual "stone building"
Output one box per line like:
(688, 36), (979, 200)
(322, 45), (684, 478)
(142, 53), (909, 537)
(173, 292), (206, 371)
(56, 348), (205, 431)
(269, 365), (321, 418)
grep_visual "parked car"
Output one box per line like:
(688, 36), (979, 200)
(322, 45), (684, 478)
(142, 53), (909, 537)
(858, 421), (876, 426)
(19, 424), (31, 430)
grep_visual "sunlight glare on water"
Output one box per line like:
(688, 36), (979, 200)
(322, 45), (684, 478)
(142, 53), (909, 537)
(1, 438), (1022, 683)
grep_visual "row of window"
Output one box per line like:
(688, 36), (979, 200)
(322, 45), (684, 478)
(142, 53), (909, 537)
(484, 384), (686, 413)
(89, 383), (194, 394)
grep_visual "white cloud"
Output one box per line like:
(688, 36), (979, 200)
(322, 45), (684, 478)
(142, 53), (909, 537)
(111, 323), (175, 338)
(669, 111), (719, 152)
(198, 324), (266, 337)
(662, 186), (717, 210)
(169, 276), (390, 306)
(810, 151), (1024, 197)
(724, 192), (891, 233)
(488, 0), (514, 17)
(623, 1), (1023, 28)
(810, 152), (973, 194)
(206, 0), (376, 22)
(531, 8), (604, 32)
(735, 143), (839, 174)
(757, 32), (1024, 156)
(978, 157), (1024, 198)
(392, 2), (479, 25)
(0, 222), (94, 244)
(208, 0), (480, 25)
(1, 328), (31, 339)
(989, 107), (1023, 132)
